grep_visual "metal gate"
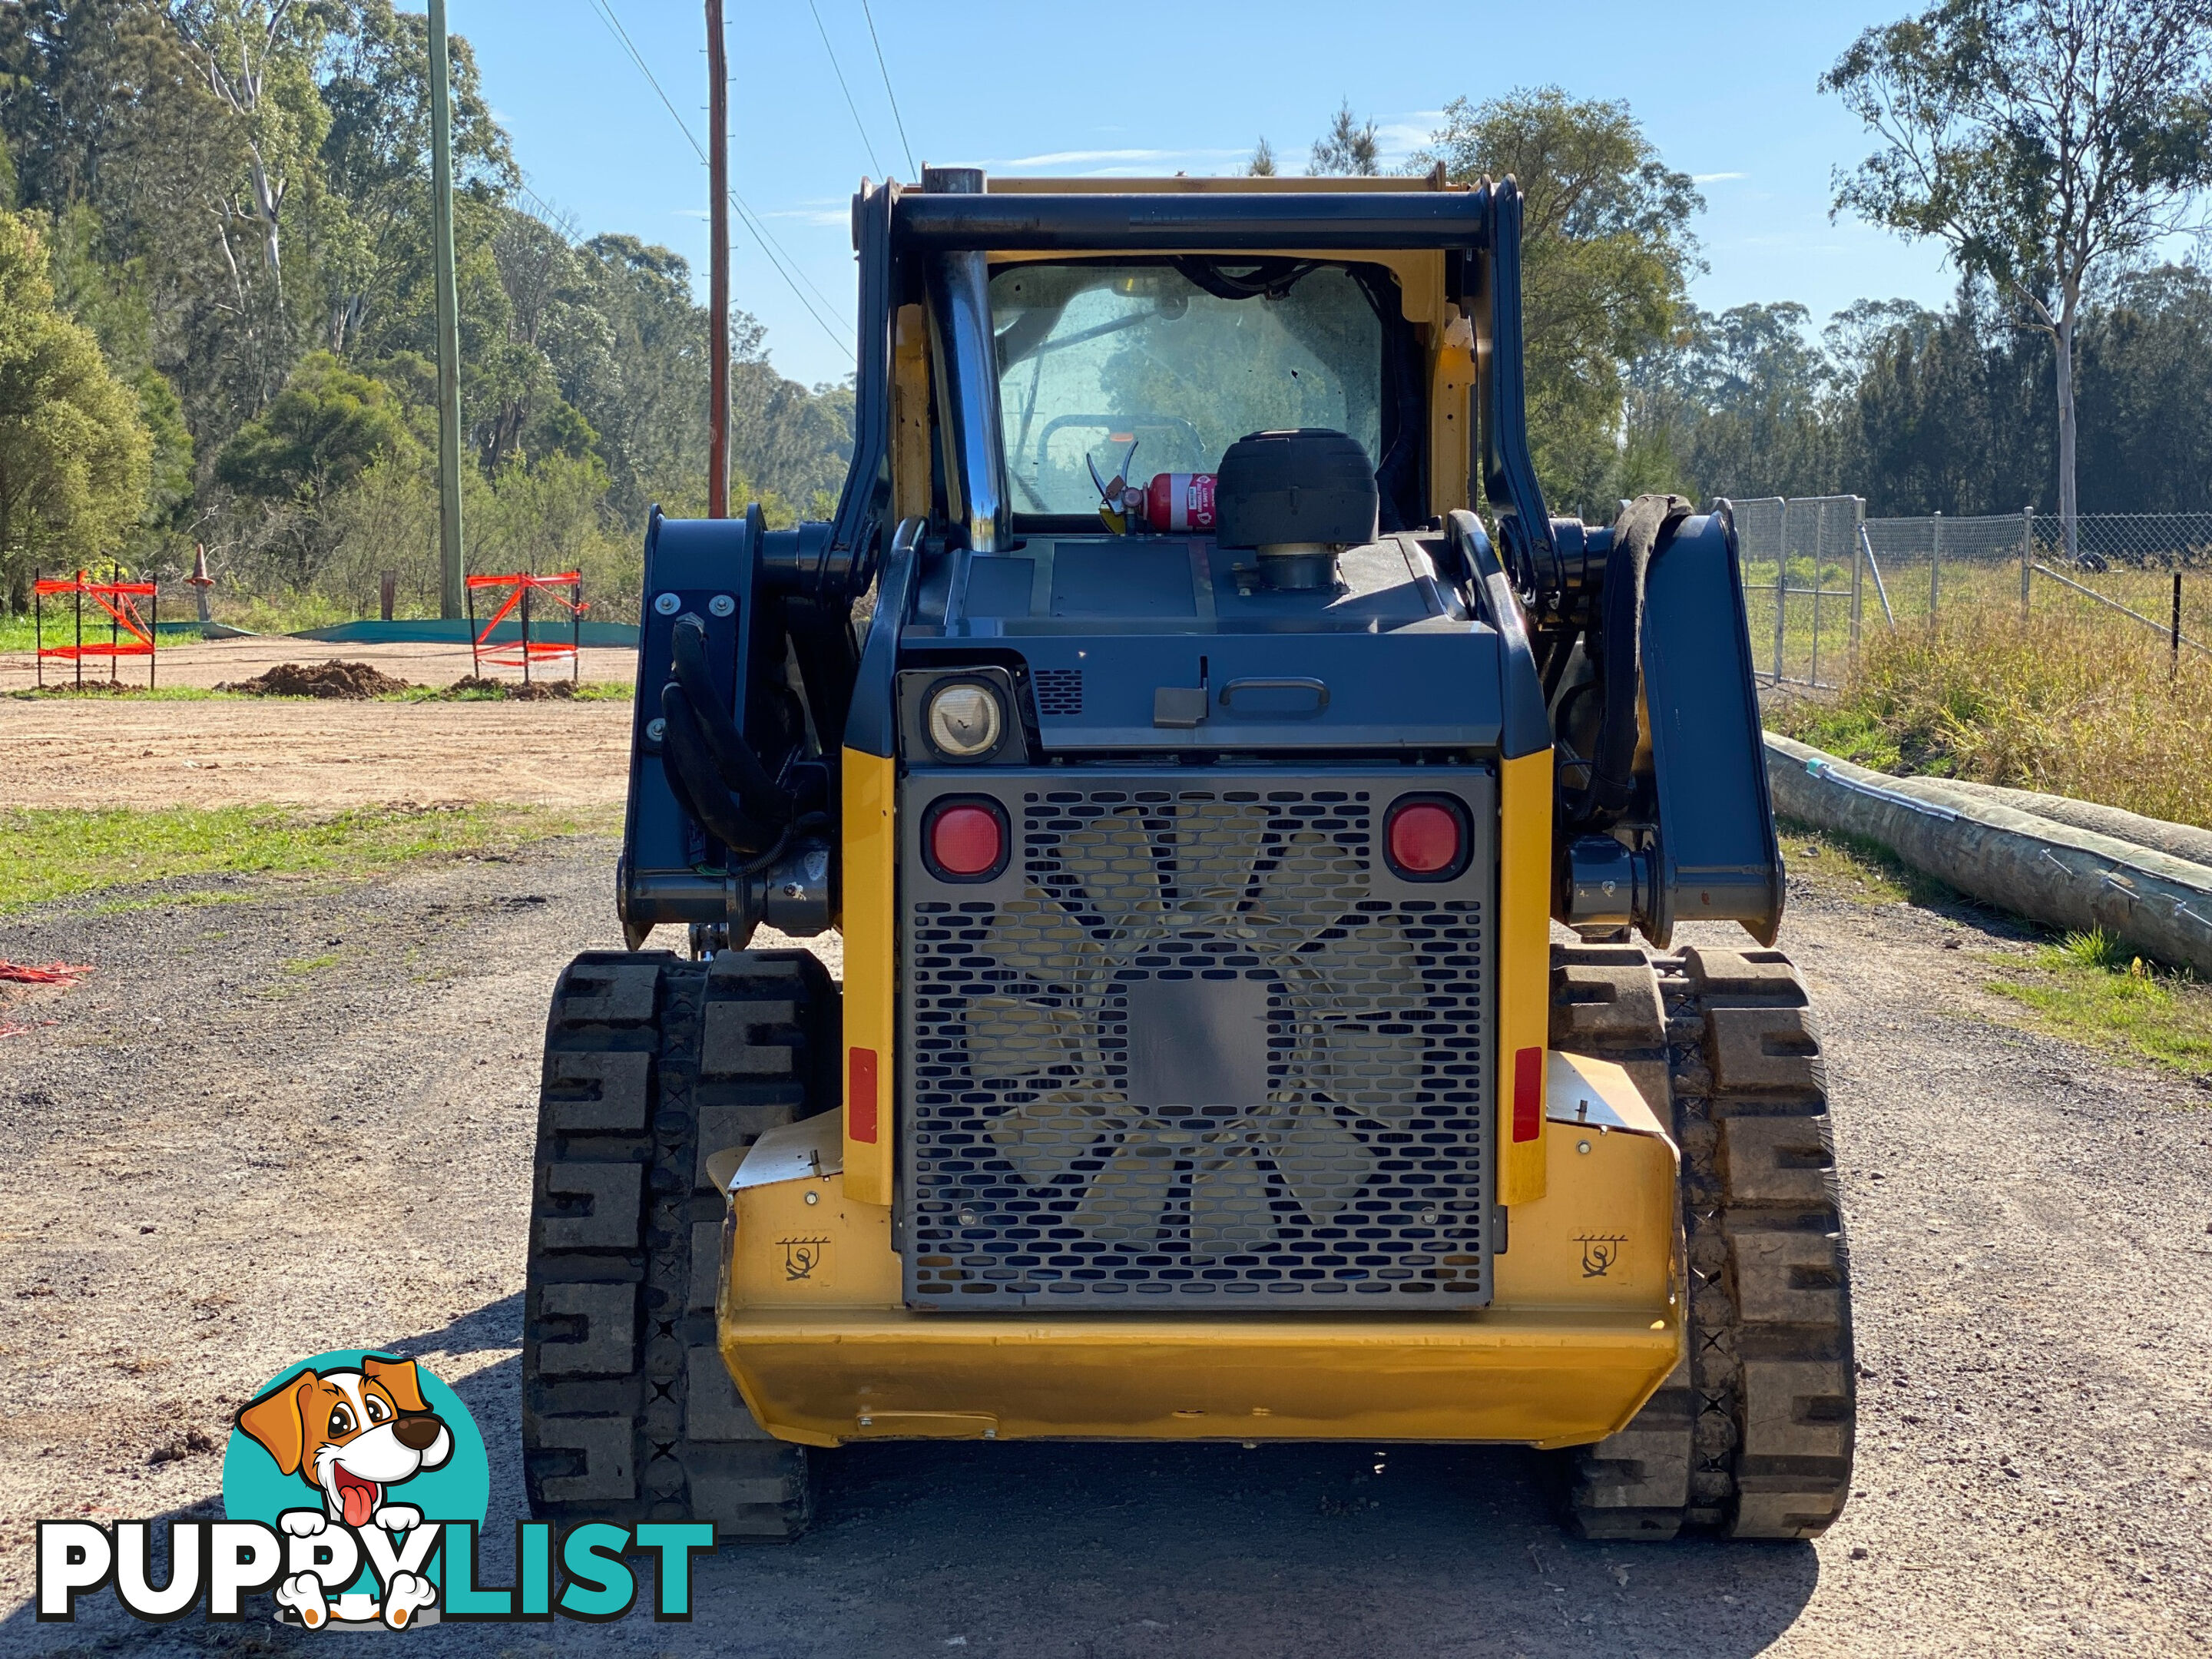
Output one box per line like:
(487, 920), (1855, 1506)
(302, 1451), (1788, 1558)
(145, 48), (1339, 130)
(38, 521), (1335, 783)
(1724, 495), (1866, 690)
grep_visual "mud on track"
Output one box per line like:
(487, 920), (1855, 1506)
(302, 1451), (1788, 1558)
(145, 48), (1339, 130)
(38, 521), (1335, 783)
(2, 830), (2207, 1655)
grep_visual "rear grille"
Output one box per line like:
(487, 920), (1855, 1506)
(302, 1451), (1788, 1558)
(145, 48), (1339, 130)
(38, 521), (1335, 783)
(902, 777), (1493, 1309)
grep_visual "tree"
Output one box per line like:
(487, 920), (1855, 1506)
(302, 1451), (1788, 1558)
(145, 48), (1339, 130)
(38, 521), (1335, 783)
(213, 346), (412, 499)
(0, 207), (152, 608)
(1416, 87), (1703, 511)
(1246, 136), (1277, 178)
(1822, 296), (1940, 383)
(317, 0), (513, 356)
(1647, 303), (1845, 501)
(2073, 264), (2212, 511)
(1310, 101), (1379, 176)
(1824, 0), (2212, 558)
(0, 0), (264, 449)
(167, 0), (331, 290)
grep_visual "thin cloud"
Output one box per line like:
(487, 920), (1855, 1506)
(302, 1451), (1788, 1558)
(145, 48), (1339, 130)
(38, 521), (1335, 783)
(1693, 171), (1750, 184)
(764, 207), (850, 227)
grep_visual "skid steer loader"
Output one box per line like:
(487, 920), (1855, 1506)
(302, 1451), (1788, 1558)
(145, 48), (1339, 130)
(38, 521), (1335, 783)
(522, 169), (1853, 1545)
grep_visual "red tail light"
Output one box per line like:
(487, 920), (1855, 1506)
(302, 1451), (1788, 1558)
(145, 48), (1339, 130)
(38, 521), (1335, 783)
(926, 800), (1007, 880)
(1512, 1046), (1544, 1142)
(1385, 796), (1468, 879)
(848, 1047), (879, 1144)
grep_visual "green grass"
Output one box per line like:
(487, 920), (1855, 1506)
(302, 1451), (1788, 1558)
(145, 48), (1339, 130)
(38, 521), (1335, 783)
(1781, 830), (2212, 1079)
(0, 803), (590, 914)
(86, 887), (282, 916)
(1987, 946), (2212, 1078)
(1767, 607), (2212, 830)
(8, 682), (233, 700)
(0, 614), (192, 656)
(389, 679), (635, 704)
(2048, 926), (2138, 972)
(1777, 820), (1951, 907)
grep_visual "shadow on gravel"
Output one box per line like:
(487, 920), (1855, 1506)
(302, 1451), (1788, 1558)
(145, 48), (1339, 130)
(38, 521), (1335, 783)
(4, 1291), (1825, 1657)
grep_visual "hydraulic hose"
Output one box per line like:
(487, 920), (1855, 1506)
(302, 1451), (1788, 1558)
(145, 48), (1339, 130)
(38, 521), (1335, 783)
(1574, 492), (1693, 826)
(660, 681), (780, 856)
(668, 614), (795, 823)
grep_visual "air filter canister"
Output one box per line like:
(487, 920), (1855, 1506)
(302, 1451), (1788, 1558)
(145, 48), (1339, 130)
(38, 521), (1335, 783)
(1216, 428), (1378, 588)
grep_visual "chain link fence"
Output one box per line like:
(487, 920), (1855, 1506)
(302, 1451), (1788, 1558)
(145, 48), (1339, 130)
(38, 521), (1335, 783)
(1727, 499), (2212, 688)
(1729, 495), (1865, 687)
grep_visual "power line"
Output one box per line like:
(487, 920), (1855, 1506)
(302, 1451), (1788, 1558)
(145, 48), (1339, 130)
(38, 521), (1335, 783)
(806, 0), (884, 178)
(588, 0), (840, 323)
(857, 0), (916, 180)
(581, 0), (855, 359)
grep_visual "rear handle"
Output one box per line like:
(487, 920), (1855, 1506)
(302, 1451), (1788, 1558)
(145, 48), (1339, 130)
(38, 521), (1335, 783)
(1217, 676), (1329, 714)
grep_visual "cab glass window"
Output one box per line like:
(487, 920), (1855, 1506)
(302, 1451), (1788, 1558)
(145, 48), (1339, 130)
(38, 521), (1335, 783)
(991, 263), (1384, 517)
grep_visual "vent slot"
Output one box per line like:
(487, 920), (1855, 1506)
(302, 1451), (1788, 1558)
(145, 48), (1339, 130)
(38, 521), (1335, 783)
(1033, 668), (1084, 717)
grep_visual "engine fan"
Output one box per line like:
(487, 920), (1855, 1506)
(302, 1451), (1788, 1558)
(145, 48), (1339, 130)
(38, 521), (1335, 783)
(964, 803), (1431, 1252)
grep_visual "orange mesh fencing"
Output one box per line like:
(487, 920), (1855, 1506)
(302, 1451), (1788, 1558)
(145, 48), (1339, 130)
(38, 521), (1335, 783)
(465, 571), (585, 683)
(35, 569), (158, 687)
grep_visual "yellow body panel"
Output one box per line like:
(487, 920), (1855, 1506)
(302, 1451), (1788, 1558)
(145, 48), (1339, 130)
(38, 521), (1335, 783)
(839, 747), (897, 1204)
(724, 1058), (1676, 1449)
(1495, 748), (1555, 1205)
(890, 303), (931, 521)
(1428, 323), (1475, 522)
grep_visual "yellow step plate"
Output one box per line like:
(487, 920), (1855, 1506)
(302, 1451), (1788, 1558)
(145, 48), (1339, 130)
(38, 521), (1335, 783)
(724, 1304), (1678, 1449)
(721, 1055), (1680, 1449)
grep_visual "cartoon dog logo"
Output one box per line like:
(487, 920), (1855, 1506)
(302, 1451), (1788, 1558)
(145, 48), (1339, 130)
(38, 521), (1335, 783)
(235, 1355), (453, 1628)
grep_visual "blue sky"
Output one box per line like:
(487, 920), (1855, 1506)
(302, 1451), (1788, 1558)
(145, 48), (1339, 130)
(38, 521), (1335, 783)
(436, 0), (1964, 389)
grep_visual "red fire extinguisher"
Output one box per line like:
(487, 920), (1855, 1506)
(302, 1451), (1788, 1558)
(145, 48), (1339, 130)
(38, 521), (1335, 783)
(1125, 473), (1217, 533)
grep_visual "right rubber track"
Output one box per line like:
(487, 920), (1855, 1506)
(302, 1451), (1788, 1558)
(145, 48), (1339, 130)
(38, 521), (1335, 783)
(522, 948), (836, 1541)
(1553, 942), (1856, 1540)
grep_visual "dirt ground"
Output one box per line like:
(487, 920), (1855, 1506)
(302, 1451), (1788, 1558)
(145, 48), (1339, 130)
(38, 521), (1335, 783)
(0, 636), (636, 695)
(5, 696), (632, 810)
(2, 704), (2209, 1653)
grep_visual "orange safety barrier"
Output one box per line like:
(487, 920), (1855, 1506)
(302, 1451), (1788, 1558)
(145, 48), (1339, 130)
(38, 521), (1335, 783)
(465, 571), (586, 684)
(35, 569), (158, 688)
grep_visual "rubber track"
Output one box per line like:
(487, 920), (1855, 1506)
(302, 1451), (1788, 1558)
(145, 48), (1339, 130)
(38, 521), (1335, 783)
(1553, 942), (1856, 1540)
(522, 948), (836, 1540)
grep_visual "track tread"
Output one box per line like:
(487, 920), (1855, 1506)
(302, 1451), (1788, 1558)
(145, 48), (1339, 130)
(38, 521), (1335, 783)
(1555, 942), (1856, 1541)
(522, 947), (835, 1541)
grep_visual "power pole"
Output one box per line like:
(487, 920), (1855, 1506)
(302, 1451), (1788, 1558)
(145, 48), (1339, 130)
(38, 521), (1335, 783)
(706, 0), (730, 518)
(429, 0), (466, 615)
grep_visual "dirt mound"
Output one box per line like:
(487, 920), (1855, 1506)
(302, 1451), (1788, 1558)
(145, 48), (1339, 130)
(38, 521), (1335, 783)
(442, 675), (576, 700)
(18, 680), (145, 697)
(216, 660), (416, 699)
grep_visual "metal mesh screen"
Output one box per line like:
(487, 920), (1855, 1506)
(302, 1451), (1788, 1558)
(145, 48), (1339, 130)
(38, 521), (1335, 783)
(902, 780), (1493, 1310)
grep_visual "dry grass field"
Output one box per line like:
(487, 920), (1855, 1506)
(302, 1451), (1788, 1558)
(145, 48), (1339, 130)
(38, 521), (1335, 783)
(1770, 605), (2212, 832)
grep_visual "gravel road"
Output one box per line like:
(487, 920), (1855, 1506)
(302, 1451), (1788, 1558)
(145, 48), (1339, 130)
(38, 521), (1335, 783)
(2, 839), (2207, 1656)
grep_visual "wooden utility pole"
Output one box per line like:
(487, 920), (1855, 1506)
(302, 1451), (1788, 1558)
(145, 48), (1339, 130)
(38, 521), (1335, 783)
(706, 0), (730, 518)
(429, 0), (466, 614)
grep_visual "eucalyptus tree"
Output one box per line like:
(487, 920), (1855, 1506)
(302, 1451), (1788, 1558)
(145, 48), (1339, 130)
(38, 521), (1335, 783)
(1824, 0), (2212, 558)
